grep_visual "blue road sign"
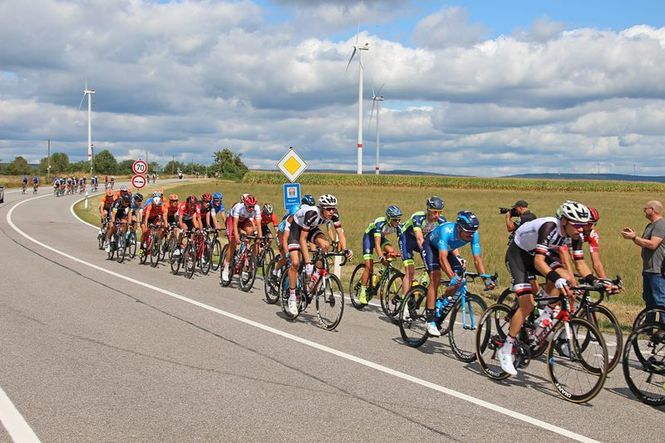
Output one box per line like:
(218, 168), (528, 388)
(282, 182), (301, 211)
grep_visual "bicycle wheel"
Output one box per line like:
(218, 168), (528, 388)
(447, 293), (487, 363)
(475, 303), (514, 380)
(149, 233), (160, 268)
(576, 305), (623, 373)
(546, 317), (608, 403)
(264, 256), (281, 304)
(239, 249), (257, 292)
(127, 231), (137, 259)
(397, 285), (429, 348)
(632, 306), (665, 331)
(200, 240), (212, 276)
(381, 272), (405, 323)
(184, 243), (196, 279)
(348, 264), (367, 309)
(97, 228), (105, 250)
(316, 274), (345, 331)
(211, 239), (222, 272)
(260, 247), (275, 278)
(116, 234), (127, 264)
(106, 237), (115, 260)
(496, 287), (517, 307)
(169, 240), (181, 274)
(622, 323), (665, 406)
(220, 244), (233, 286)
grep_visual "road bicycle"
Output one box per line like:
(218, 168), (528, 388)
(622, 312), (665, 406)
(495, 277), (623, 373)
(169, 230), (196, 278)
(348, 256), (403, 313)
(278, 247), (347, 330)
(107, 220), (130, 263)
(205, 227), (224, 272)
(398, 271), (494, 363)
(220, 234), (258, 291)
(140, 223), (164, 268)
(475, 286), (609, 403)
(632, 305), (665, 331)
(97, 218), (109, 250)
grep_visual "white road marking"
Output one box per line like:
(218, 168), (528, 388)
(8, 196), (599, 443)
(0, 387), (40, 443)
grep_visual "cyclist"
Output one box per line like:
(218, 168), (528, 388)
(113, 184), (131, 201)
(141, 194), (168, 254)
(109, 176), (115, 189)
(222, 194), (262, 281)
(358, 205), (403, 305)
(285, 194), (352, 316)
(211, 192), (226, 225)
(32, 176), (39, 193)
(496, 201), (601, 376)
(21, 175), (28, 194)
(421, 211), (495, 336)
(130, 192), (144, 229)
(166, 194), (180, 227)
(178, 195), (202, 233)
(260, 203), (279, 239)
(576, 207), (607, 279)
(399, 196), (448, 295)
(106, 194), (132, 252)
(200, 192), (221, 230)
(272, 194), (316, 279)
(99, 187), (115, 234)
(91, 175), (98, 192)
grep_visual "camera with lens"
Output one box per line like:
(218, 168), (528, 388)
(499, 207), (519, 217)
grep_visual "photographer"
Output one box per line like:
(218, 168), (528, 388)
(502, 200), (536, 234)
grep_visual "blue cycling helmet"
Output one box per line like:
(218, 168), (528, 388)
(426, 196), (444, 211)
(301, 194), (315, 206)
(385, 205), (402, 219)
(212, 192), (223, 200)
(456, 210), (480, 232)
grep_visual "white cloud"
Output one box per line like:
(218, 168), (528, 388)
(412, 7), (487, 49)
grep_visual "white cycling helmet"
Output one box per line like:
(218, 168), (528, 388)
(153, 196), (162, 206)
(319, 194), (338, 207)
(556, 201), (591, 223)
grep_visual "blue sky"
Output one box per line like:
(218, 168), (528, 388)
(2, 0), (665, 176)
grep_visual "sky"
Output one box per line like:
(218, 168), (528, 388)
(2, 0), (665, 176)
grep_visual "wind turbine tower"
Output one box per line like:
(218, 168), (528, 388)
(346, 41), (369, 175)
(79, 80), (95, 176)
(370, 86), (384, 175)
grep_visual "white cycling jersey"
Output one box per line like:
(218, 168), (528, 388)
(513, 217), (582, 257)
(230, 202), (261, 222)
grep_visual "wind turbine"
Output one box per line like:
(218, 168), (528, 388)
(346, 39), (369, 175)
(79, 79), (95, 176)
(369, 85), (384, 175)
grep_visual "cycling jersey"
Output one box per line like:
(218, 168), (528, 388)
(111, 201), (130, 219)
(278, 205), (301, 233)
(211, 202), (225, 215)
(287, 206), (341, 251)
(362, 217), (402, 259)
(261, 213), (278, 227)
(32, 177), (39, 184)
(177, 202), (201, 220)
(401, 211), (447, 238)
(229, 202), (261, 222)
(421, 222), (479, 272)
(582, 229), (600, 253)
(144, 203), (167, 222)
(513, 217), (583, 259)
(100, 195), (114, 210)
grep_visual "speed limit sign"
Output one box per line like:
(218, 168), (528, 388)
(132, 159), (148, 175)
(131, 174), (147, 189)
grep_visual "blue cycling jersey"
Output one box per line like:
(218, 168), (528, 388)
(277, 204), (300, 233)
(211, 202), (225, 214)
(428, 222), (481, 256)
(143, 197), (153, 209)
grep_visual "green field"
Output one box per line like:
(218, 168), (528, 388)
(74, 173), (657, 327)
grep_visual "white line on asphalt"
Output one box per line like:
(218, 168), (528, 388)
(0, 387), (40, 443)
(10, 196), (598, 443)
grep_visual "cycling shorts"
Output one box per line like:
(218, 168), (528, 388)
(167, 213), (178, 226)
(287, 225), (324, 252)
(261, 224), (274, 238)
(505, 240), (562, 295)
(421, 239), (464, 272)
(362, 233), (391, 260)
(399, 233), (421, 266)
(226, 217), (253, 239)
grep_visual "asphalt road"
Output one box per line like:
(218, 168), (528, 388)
(0, 187), (661, 442)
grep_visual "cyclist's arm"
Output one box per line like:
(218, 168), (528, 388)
(373, 233), (383, 257)
(414, 228), (424, 248)
(589, 250), (607, 279)
(438, 247), (456, 279)
(335, 226), (347, 251)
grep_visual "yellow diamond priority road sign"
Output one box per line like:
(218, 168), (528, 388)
(277, 147), (307, 182)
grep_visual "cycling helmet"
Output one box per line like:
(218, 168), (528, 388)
(201, 192), (212, 202)
(169, 194), (179, 202)
(556, 201), (591, 223)
(386, 205), (402, 219)
(153, 196), (162, 206)
(301, 194), (315, 206)
(212, 192), (223, 200)
(186, 195), (197, 206)
(426, 196), (444, 211)
(242, 194), (257, 207)
(588, 207), (599, 223)
(263, 203), (274, 215)
(119, 184), (128, 192)
(153, 191), (162, 198)
(456, 210), (480, 232)
(121, 194), (131, 205)
(319, 194), (338, 207)
(134, 192), (144, 201)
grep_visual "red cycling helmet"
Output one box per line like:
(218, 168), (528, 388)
(187, 195), (197, 206)
(588, 207), (599, 224)
(242, 194), (257, 208)
(201, 192), (212, 202)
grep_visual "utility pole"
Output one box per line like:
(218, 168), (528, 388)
(172, 155), (175, 175)
(47, 139), (51, 183)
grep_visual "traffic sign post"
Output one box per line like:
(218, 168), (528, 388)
(131, 174), (147, 189)
(132, 159), (148, 175)
(282, 183), (301, 211)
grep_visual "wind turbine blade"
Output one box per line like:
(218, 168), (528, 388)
(369, 100), (376, 123)
(376, 83), (385, 96)
(78, 93), (86, 110)
(371, 87), (376, 99)
(345, 47), (357, 72)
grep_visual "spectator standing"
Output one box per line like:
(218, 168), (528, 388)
(505, 200), (537, 234)
(621, 200), (665, 322)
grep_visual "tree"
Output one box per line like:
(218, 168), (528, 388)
(148, 161), (160, 174)
(209, 148), (249, 180)
(163, 160), (185, 176)
(5, 156), (32, 175)
(117, 159), (134, 175)
(69, 160), (90, 173)
(94, 149), (118, 174)
(49, 153), (70, 174)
